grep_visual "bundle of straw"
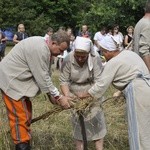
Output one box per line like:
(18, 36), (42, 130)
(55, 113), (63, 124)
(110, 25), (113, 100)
(31, 95), (124, 124)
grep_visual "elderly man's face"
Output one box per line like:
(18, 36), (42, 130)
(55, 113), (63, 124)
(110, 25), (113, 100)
(50, 41), (68, 56)
(101, 48), (112, 61)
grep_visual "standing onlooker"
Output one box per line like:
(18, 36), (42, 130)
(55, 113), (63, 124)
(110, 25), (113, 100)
(133, 0), (150, 71)
(78, 25), (91, 39)
(111, 25), (124, 51)
(66, 27), (72, 37)
(57, 27), (75, 70)
(93, 27), (106, 55)
(43, 27), (53, 43)
(66, 27), (75, 52)
(60, 36), (106, 150)
(56, 26), (67, 70)
(66, 27), (73, 53)
(69, 34), (75, 51)
(56, 27), (72, 70)
(124, 26), (134, 50)
(0, 31), (72, 150)
(13, 24), (28, 44)
(43, 27), (54, 64)
(0, 30), (8, 61)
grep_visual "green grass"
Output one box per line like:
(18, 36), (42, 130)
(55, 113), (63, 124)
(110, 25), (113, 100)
(0, 47), (129, 150)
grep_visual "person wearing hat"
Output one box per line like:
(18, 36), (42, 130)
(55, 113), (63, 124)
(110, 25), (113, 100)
(76, 35), (150, 150)
(60, 36), (107, 150)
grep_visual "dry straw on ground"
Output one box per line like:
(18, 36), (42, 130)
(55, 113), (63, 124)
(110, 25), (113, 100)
(31, 95), (124, 124)
(0, 92), (128, 150)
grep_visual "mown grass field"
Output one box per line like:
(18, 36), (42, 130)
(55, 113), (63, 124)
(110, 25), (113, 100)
(0, 46), (129, 150)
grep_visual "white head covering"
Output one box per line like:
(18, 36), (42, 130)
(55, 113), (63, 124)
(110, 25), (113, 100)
(74, 36), (95, 53)
(74, 36), (95, 71)
(99, 35), (119, 51)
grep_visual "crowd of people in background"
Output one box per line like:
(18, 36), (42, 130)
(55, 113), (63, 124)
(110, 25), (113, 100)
(0, 22), (135, 65)
(0, 24), (28, 61)
(52, 24), (135, 70)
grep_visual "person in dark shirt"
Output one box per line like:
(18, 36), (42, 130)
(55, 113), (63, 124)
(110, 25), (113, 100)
(13, 24), (28, 44)
(0, 30), (8, 61)
(124, 26), (134, 50)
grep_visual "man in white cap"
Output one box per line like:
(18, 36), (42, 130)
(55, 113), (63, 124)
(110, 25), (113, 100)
(76, 35), (150, 150)
(60, 36), (107, 150)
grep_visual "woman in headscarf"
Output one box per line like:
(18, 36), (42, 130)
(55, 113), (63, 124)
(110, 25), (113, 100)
(60, 36), (107, 150)
(76, 35), (150, 150)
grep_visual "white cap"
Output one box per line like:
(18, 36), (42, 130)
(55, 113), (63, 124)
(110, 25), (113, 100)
(99, 35), (119, 51)
(74, 36), (92, 53)
(74, 36), (96, 71)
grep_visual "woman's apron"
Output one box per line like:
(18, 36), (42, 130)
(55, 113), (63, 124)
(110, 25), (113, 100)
(70, 83), (107, 141)
(124, 74), (150, 150)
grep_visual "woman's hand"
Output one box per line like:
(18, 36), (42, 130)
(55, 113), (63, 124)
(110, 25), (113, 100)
(56, 95), (72, 109)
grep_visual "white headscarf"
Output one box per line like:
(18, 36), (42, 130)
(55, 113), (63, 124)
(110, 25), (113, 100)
(99, 35), (119, 51)
(74, 36), (95, 71)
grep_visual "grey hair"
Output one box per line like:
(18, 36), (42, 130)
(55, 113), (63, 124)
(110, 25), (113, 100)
(51, 31), (70, 46)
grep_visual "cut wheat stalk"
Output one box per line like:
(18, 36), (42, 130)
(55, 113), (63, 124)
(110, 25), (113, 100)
(31, 95), (124, 124)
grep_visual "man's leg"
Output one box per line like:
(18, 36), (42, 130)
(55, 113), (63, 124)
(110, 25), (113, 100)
(2, 93), (32, 149)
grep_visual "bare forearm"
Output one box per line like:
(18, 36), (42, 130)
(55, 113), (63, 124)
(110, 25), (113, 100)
(60, 84), (70, 96)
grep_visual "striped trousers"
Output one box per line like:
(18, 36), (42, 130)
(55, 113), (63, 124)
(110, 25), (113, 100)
(2, 92), (32, 144)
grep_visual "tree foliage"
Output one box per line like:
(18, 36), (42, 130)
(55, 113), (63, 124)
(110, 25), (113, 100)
(83, 0), (146, 34)
(0, 0), (147, 35)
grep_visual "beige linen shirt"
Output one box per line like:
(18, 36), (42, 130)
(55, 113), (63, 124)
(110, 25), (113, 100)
(0, 36), (60, 100)
(133, 17), (150, 57)
(88, 50), (149, 99)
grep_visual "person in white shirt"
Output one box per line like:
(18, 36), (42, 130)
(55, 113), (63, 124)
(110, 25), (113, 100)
(112, 25), (124, 51)
(93, 27), (106, 55)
